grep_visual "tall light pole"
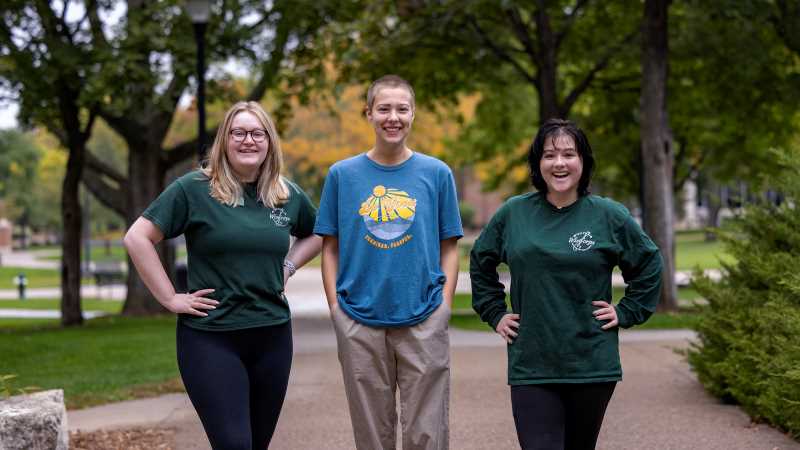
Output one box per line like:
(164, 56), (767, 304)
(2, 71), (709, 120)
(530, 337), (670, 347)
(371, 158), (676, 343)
(186, 0), (211, 162)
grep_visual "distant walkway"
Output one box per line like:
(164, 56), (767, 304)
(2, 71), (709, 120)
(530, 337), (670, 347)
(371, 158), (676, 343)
(0, 248), (59, 269)
(0, 285), (126, 301)
(68, 320), (800, 450)
(0, 309), (107, 319)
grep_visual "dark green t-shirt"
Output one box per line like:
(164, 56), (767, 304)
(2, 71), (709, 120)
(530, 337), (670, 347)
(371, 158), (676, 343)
(143, 170), (317, 331)
(470, 193), (662, 385)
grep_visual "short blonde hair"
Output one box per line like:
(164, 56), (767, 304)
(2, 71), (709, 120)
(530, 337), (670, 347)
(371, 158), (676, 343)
(202, 101), (288, 207)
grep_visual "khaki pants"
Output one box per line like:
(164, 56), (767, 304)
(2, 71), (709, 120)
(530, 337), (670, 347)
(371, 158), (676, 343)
(331, 303), (451, 450)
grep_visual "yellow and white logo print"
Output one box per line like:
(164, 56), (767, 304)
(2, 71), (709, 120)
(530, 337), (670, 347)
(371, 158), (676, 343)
(359, 185), (416, 242)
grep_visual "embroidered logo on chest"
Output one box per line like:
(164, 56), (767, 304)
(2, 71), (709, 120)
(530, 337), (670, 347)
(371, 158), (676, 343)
(270, 208), (290, 227)
(568, 231), (595, 252)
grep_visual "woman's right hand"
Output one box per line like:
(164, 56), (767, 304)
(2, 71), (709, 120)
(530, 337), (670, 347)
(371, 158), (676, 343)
(164, 289), (218, 317)
(496, 313), (520, 344)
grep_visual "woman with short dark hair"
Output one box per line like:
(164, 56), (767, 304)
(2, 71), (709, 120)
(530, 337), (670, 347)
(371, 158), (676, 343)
(470, 118), (663, 450)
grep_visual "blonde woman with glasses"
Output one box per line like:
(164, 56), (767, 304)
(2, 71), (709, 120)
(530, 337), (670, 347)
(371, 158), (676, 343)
(124, 101), (321, 449)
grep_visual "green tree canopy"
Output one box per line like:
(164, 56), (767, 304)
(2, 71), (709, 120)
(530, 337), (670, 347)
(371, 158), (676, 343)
(0, 129), (41, 223)
(332, 0), (641, 191)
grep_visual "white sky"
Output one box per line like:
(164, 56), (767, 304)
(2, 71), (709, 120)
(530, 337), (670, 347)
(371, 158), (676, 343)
(0, 103), (18, 129)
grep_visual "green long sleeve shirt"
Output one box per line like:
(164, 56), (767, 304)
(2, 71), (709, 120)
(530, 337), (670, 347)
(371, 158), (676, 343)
(470, 193), (663, 384)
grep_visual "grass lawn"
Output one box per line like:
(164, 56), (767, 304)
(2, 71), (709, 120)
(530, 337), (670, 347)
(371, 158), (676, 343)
(0, 315), (182, 409)
(40, 242), (189, 263)
(674, 230), (735, 271)
(0, 298), (122, 313)
(0, 266), (96, 289)
(450, 289), (703, 332)
(0, 267), (62, 289)
(42, 244), (129, 263)
(0, 318), (65, 330)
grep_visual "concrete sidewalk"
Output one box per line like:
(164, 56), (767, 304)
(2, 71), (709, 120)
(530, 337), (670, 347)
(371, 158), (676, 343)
(67, 320), (799, 450)
(0, 285), (126, 301)
(0, 249), (59, 269)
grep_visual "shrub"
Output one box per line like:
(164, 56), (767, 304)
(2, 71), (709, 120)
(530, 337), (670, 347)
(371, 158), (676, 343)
(459, 201), (476, 229)
(688, 149), (800, 439)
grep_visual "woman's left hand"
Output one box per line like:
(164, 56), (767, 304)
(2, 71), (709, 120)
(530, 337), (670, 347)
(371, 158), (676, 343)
(592, 300), (619, 330)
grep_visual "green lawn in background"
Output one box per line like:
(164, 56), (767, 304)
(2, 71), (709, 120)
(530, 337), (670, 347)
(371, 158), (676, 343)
(674, 230), (735, 270)
(0, 298), (122, 313)
(42, 244), (129, 263)
(38, 242), (189, 263)
(0, 315), (182, 409)
(0, 318), (64, 330)
(0, 266), (95, 289)
(0, 267), (61, 289)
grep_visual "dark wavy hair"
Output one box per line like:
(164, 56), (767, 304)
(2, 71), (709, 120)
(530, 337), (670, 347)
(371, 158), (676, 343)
(527, 118), (595, 196)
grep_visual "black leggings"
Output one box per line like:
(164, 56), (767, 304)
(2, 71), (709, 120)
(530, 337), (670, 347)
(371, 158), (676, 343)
(510, 382), (616, 450)
(176, 321), (293, 450)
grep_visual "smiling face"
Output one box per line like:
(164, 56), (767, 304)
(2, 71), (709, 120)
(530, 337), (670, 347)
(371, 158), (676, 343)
(226, 111), (269, 182)
(540, 133), (583, 205)
(366, 86), (415, 147)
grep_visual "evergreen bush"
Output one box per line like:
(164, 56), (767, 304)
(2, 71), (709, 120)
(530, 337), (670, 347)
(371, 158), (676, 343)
(459, 201), (476, 230)
(688, 149), (800, 439)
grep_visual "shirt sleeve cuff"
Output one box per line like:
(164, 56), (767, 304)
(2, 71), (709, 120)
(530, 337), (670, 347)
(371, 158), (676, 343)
(615, 305), (634, 329)
(313, 225), (337, 236)
(488, 310), (508, 331)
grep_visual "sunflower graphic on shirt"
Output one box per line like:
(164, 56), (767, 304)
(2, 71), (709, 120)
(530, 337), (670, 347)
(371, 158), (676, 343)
(358, 185), (417, 241)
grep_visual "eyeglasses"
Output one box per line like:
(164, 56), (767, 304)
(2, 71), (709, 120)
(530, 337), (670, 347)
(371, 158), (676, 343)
(230, 128), (268, 143)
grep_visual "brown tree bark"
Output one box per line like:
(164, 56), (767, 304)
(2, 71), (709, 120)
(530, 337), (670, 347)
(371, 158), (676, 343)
(55, 83), (97, 326)
(120, 142), (171, 315)
(533, 5), (561, 122)
(59, 137), (85, 326)
(640, 0), (678, 311)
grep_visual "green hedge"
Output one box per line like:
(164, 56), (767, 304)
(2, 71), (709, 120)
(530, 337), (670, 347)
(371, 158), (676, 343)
(688, 150), (800, 439)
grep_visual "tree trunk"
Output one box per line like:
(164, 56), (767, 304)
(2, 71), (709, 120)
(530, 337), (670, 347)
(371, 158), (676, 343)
(121, 147), (169, 315)
(535, 7), (561, 122)
(640, 0), (678, 311)
(60, 142), (84, 326)
(704, 181), (722, 241)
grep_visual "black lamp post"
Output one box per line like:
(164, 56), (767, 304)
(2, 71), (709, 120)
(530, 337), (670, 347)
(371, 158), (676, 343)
(186, 0), (211, 162)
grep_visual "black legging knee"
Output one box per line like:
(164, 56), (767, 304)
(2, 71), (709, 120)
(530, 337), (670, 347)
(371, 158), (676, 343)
(510, 382), (616, 450)
(176, 321), (293, 450)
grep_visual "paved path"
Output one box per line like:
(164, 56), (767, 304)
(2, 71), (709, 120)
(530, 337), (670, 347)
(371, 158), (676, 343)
(67, 321), (799, 450)
(0, 249), (59, 269)
(0, 285), (127, 301)
(0, 309), (107, 318)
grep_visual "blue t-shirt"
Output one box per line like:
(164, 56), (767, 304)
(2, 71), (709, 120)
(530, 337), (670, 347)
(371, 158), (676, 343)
(314, 152), (463, 327)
